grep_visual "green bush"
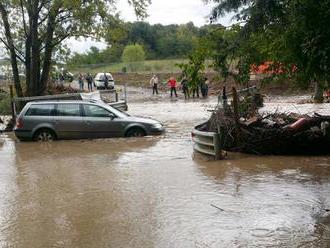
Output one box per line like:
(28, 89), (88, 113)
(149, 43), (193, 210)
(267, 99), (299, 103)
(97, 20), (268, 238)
(0, 93), (11, 115)
(122, 44), (145, 63)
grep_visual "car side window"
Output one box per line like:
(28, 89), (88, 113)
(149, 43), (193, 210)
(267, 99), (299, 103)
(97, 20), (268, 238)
(56, 104), (81, 117)
(26, 104), (55, 116)
(83, 105), (113, 118)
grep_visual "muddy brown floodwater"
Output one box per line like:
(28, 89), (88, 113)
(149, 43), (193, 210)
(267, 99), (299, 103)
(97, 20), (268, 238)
(0, 96), (330, 248)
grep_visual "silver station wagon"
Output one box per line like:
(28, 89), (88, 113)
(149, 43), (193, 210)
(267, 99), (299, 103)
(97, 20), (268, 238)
(14, 101), (164, 141)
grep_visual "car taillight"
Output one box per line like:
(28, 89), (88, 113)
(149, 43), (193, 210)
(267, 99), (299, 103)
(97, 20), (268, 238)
(16, 117), (23, 129)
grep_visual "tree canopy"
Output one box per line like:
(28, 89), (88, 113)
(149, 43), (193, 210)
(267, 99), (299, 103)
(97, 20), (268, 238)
(0, 0), (150, 96)
(206, 0), (330, 101)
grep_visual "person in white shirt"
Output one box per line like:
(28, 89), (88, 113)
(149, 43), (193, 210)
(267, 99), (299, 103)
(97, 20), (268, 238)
(150, 75), (159, 95)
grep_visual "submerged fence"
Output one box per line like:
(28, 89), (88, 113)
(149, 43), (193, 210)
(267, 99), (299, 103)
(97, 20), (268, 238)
(191, 122), (223, 160)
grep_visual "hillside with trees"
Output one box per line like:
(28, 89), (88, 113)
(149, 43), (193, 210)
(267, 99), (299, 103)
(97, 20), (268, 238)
(67, 22), (223, 66)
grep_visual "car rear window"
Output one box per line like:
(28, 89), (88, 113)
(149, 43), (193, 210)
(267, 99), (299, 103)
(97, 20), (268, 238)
(97, 74), (113, 81)
(25, 104), (55, 116)
(56, 104), (81, 117)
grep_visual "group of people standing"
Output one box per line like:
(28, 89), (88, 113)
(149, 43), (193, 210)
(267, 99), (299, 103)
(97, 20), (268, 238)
(150, 75), (209, 99)
(78, 73), (94, 92)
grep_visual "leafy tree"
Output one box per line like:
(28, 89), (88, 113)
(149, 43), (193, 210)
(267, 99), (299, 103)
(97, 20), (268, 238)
(0, 0), (150, 96)
(176, 45), (208, 89)
(122, 44), (145, 63)
(206, 0), (330, 101)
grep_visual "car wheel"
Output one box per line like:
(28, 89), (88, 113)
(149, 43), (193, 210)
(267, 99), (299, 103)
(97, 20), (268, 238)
(33, 129), (56, 142)
(126, 127), (146, 138)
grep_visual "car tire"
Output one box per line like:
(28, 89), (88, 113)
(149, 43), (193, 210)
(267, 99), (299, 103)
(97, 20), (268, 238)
(33, 129), (56, 142)
(126, 127), (146, 138)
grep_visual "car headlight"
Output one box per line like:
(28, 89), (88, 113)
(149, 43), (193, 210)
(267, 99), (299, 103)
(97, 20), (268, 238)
(152, 123), (163, 129)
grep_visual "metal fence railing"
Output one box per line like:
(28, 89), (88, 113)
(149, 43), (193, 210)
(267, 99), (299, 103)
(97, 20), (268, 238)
(191, 122), (223, 160)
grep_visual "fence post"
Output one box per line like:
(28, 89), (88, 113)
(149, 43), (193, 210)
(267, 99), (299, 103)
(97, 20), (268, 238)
(213, 133), (223, 160)
(124, 83), (127, 103)
(9, 85), (16, 120)
(115, 91), (119, 102)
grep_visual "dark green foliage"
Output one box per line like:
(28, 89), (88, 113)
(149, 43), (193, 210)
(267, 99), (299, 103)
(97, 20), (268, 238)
(208, 0), (330, 100)
(176, 46), (208, 88)
(0, 93), (11, 115)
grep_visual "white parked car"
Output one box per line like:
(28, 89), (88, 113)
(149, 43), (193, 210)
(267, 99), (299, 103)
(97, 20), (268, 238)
(94, 73), (115, 90)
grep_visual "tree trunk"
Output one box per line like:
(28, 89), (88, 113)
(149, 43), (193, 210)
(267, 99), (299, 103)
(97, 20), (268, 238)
(0, 4), (23, 97)
(40, 12), (57, 93)
(314, 80), (324, 103)
(25, 34), (32, 96)
(29, 0), (41, 96)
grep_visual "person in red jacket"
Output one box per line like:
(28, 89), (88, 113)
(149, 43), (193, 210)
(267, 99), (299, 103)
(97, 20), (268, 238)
(168, 77), (178, 97)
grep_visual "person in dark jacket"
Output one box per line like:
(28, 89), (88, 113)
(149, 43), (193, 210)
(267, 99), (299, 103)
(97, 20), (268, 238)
(103, 73), (109, 89)
(78, 73), (84, 91)
(201, 77), (209, 98)
(181, 76), (190, 99)
(192, 81), (200, 98)
(86, 73), (93, 92)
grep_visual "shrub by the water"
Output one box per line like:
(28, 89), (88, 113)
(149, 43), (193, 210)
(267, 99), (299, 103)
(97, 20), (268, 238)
(0, 93), (11, 115)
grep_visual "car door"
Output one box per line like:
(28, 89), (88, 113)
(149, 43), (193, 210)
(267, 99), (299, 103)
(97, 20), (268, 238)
(82, 104), (124, 138)
(54, 103), (85, 139)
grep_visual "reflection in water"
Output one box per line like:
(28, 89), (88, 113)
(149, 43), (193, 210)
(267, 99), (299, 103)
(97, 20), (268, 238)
(0, 99), (329, 247)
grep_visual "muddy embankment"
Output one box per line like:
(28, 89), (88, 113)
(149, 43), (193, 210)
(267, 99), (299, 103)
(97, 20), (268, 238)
(112, 72), (316, 97)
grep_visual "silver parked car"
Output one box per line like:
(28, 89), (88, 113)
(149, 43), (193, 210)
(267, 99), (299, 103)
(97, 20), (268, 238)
(14, 101), (164, 141)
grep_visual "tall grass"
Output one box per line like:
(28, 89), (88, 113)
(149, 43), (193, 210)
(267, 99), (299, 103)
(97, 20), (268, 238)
(68, 59), (189, 74)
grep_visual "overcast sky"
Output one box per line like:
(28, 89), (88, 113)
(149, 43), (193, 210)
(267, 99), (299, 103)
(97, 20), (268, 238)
(68, 0), (233, 54)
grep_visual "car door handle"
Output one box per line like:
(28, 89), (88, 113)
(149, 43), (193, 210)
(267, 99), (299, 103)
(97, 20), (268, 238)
(85, 121), (92, 126)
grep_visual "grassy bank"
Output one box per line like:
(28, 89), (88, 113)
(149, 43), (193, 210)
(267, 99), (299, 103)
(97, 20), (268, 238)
(68, 59), (190, 74)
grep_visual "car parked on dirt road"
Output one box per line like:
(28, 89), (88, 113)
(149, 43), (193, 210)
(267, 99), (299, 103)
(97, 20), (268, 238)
(14, 101), (164, 141)
(94, 73), (115, 90)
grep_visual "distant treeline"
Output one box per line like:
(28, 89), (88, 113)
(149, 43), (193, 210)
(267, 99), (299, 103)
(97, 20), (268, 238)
(67, 22), (223, 66)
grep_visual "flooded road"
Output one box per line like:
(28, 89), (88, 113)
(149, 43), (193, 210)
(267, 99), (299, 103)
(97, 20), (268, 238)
(0, 97), (330, 247)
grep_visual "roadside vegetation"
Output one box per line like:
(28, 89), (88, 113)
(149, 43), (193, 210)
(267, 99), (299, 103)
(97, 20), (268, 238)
(0, 93), (11, 115)
(180, 0), (330, 102)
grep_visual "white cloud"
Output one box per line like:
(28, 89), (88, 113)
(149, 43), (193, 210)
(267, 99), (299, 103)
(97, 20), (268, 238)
(66, 38), (107, 54)
(117, 0), (233, 27)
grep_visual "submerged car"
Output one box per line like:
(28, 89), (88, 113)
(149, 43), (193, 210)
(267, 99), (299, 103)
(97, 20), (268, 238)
(14, 101), (164, 141)
(94, 73), (115, 90)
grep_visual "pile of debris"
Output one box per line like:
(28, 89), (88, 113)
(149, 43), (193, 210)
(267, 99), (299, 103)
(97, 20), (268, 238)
(46, 83), (79, 95)
(0, 116), (14, 133)
(201, 92), (330, 155)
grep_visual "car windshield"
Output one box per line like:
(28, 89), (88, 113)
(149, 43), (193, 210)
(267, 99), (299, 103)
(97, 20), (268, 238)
(101, 103), (130, 118)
